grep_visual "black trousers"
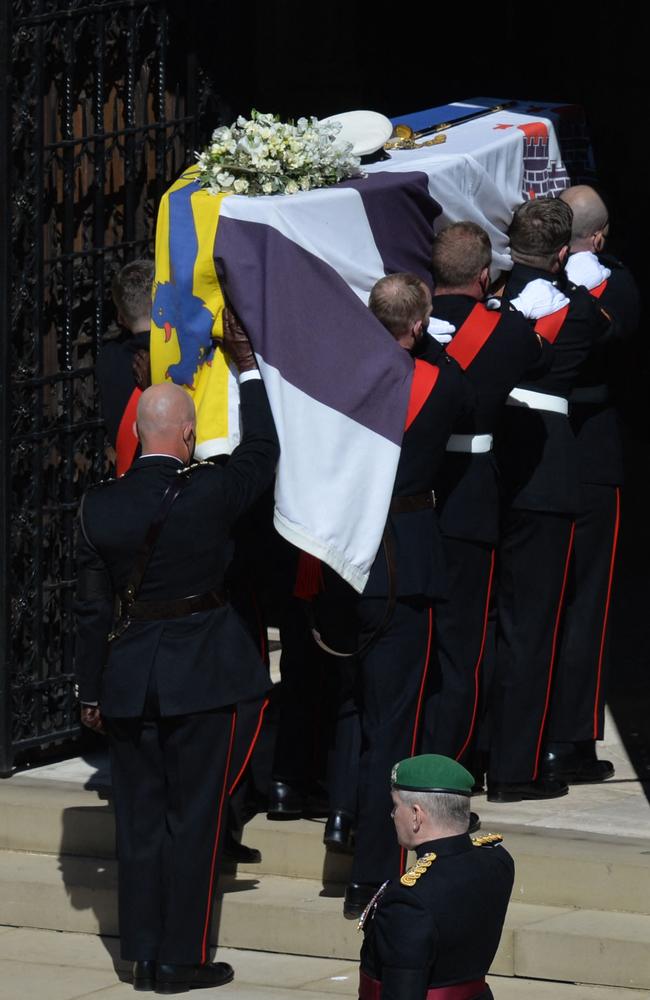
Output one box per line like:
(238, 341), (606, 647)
(326, 656), (361, 817)
(423, 538), (495, 764)
(271, 597), (329, 788)
(489, 509), (575, 784)
(546, 484), (621, 742)
(108, 696), (266, 964)
(351, 597), (434, 886)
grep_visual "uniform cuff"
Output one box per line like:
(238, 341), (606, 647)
(238, 369), (261, 383)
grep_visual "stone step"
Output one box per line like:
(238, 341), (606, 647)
(2, 777), (650, 917)
(2, 927), (650, 1000)
(237, 815), (650, 917)
(0, 778), (116, 859)
(0, 850), (649, 990)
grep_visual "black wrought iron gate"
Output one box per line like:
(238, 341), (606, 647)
(0, 0), (215, 774)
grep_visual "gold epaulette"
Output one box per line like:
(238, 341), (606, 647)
(400, 851), (437, 887)
(472, 833), (503, 847)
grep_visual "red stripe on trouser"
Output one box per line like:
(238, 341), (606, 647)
(593, 487), (620, 737)
(201, 710), (237, 964)
(456, 549), (495, 762)
(399, 607), (434, 875)
(532, 522), (576, 779)
(228, 699), (270, 796)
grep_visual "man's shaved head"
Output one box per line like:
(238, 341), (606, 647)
(559, 186), (609, 249)
(369, 273), (432, 341)
(136, 383), (196, 461)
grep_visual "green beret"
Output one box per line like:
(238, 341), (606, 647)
(391, 754), (474, 797)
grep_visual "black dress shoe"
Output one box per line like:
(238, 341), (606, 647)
(343, 882), (380, 920)
(133, 960), (156, 991)
(155, 962), (234, 994)
(266, 780), (303, 819)
(323, 810), (354, 852)
(468, 811), (481, 834)
(487, 777), (569, 802)
(221, 831), (262, 864)
(541, 740), (615, 784)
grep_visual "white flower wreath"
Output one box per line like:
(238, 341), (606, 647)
(195, 110), (362, 196)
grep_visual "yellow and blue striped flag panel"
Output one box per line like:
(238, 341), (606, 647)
(151, 165), (236, 454)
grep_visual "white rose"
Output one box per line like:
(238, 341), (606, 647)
(233, 178), (249, 193)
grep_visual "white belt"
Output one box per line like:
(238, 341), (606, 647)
(506, 387), (569, 415)
(570, 384), (609, 404)
(446, 433), (493, 454)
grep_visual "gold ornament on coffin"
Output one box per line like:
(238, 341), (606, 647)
(384, 125), (447, 150)
(385, 102), (514, 150)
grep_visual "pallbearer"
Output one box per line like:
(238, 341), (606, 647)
(344, 274), (473, 920)
(421, 222), (551, 766)
(541, 186), (640, 783)
(489, 197), (611, 802)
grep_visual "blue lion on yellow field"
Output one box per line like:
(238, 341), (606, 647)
(152, 279), (217, 389)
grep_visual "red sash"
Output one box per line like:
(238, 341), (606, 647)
(115, 387), (142, 477)
(445, 303), (500, 370)
(590, 279), (608, 299)
(405, 359), (439, 431)
(534, 305), (569, 344)
(359, 971), (487, 1000)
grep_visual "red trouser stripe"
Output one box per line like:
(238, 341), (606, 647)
(592, 487), (621, 737)
(456, 548), (495, 762)
(201, 710), (237, 964)
(399, 606), (434, 874)
(228, 698), (270, 796)
(532, 522), (576, 779)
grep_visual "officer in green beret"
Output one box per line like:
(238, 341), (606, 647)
(358, 754), (514, 1000)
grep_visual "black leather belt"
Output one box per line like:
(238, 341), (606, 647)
(126, 589), (227, 621)
(390, 491), (435, 514)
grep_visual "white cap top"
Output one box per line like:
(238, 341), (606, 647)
(322, 110), (394, 156)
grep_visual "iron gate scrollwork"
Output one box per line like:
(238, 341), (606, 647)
(0, 0), (218, 774)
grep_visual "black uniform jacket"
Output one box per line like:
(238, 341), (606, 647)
(496, 264), (611, 514)
(570, 253), (640, 486)
(360, 832), (514, 1000)
(74, 379), (279, 717)
(424, 295), (551, 545)
(363, 351), (473, 599)
(96, 330), (149, 447)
